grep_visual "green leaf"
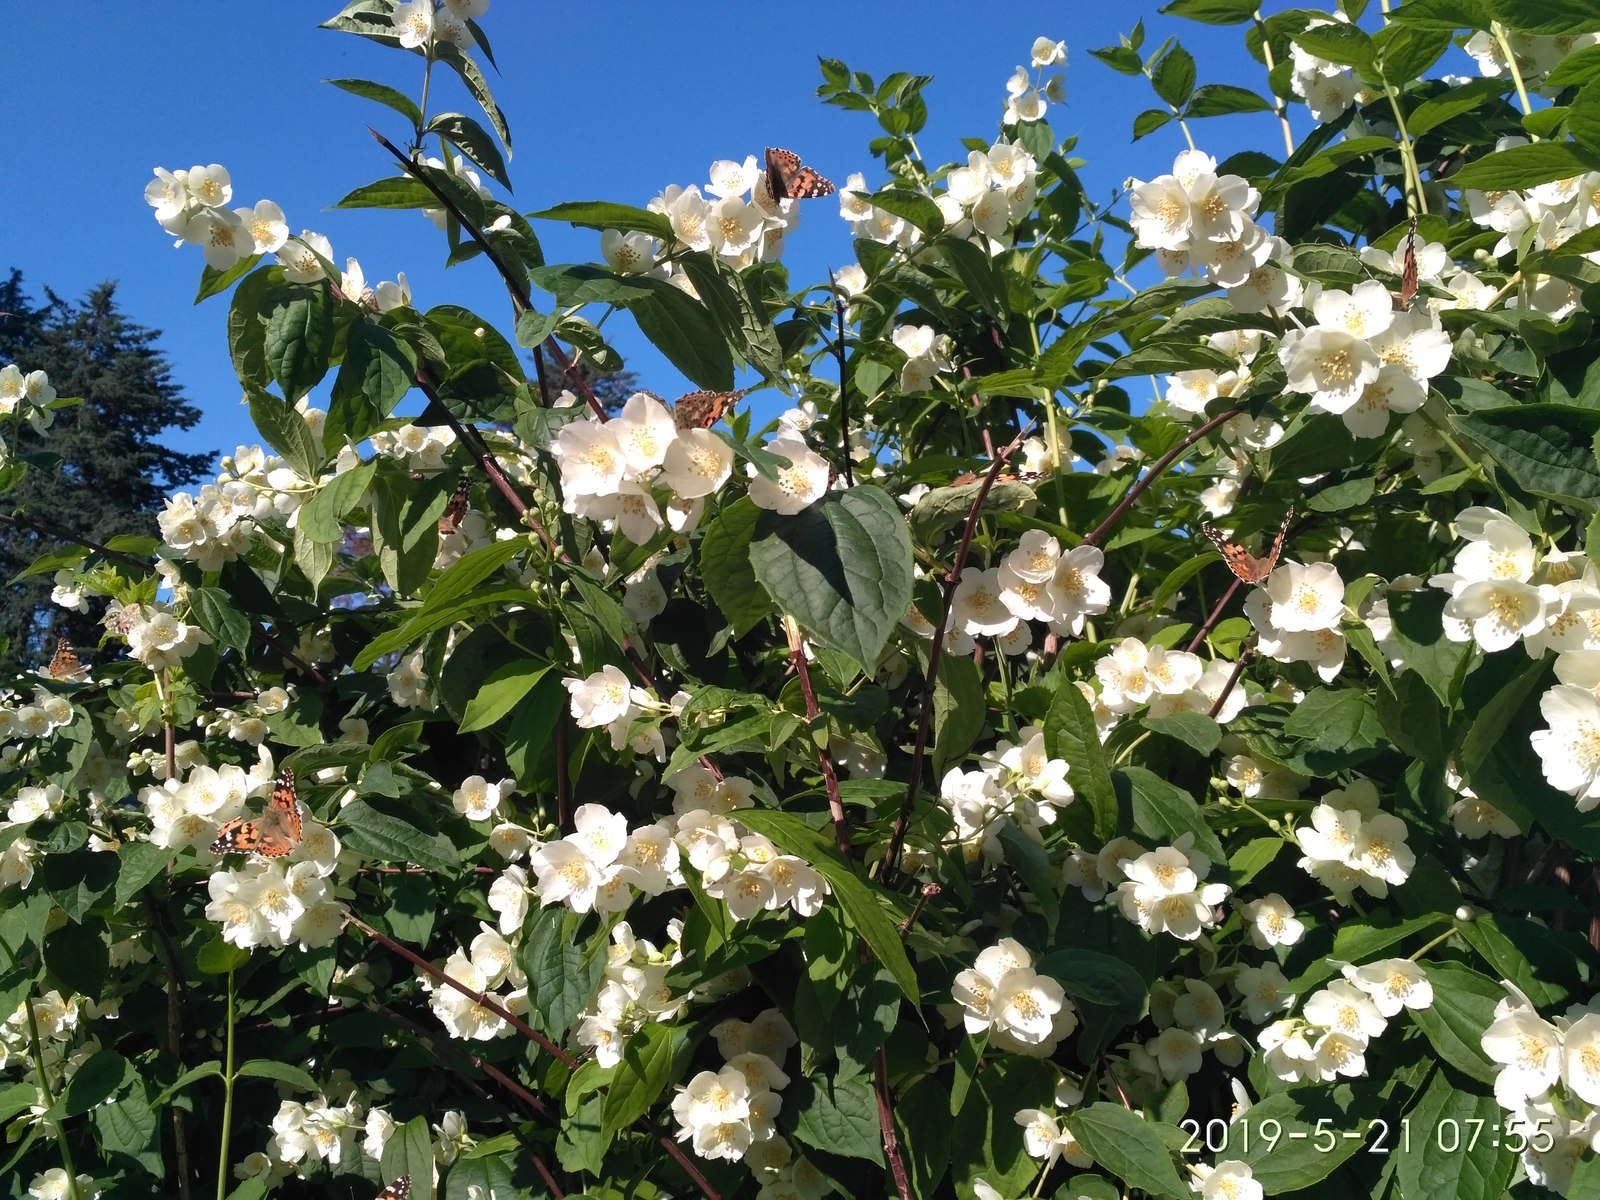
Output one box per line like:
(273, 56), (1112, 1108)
(1290, 20), (1375, 72)
(1389, 0), (1493, 31)
(1281, 688), (1384, 769)
(1455, 404), (1600, 512)
(933, 652), (985, 776)
(749, 485), (915, 670)
(112, 841), (173, 908)
(1408, 78), (1515, 136)
(425, 111), (510, 188)
(196, 254), (262, 302)
(601, 1020), (690, 1139)
(1043, 682), (1118, 843)
(196, 937), (249, 974)
(998, 824), (1060, 935)
(674, 251), (787, 384)
(246, 388), (321, 480)
(1288, 913), (1451, 993)
(297, 459), (377, 545)
(1395, 1068), (1518, 1200)
(1122, 766), (1227, 865)
(1067, 1104), (1186, 1199)
(1384, 589), (1472, 709)
(521, 905), (606, 1039)
(44, 919), (107, 1000)
(862, 187), (946, 234)
(1458, 914), (1571, 1006)
(1409, 963), (1503, 1085)
(188, 587), (251, 656)
(59, 1048), (131, 1117)
(793, 1074), (884, 1164)
(264, 285), (335, 402)
(626, 279), (735, 391)
(1158, 0), (1258, 23)
(700, 497), (776, 637)
(339, 800), (462, 872)
(151, 1061), (225, 1107)
(1485, 0), (1600, 35)
(1373, 24), (1451, 85)
(1152, 45), (1197, 107)
(333, 176), (437, 210)
(327, 77), (423, 127)
(237, 1059), (318, 1093)
(459, 660), (552, 733)
(1450, 141), (1600, 190)
(354, 537), (528, 669)
(735, 808), (919, 1003)
(339, 322), (417, 419)
(94, 1079), (160, 1176)
(1036, 949), (1148, 1008)
(528, 200), (673, 240)
(1228, 837), (1282, 888)
(1234, 1092), (1367, 1190)
(909, 480), (1038, 546)
(1185, 83), (1274, 117)
(382, 1116), (437, 1200)
(1143, 711), (1222, 755)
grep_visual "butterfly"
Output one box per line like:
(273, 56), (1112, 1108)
(765, 147), (836, 201)
(1392, 217), (1418, 311)
(376, 1177), (411, 1200)
(47, 637), (84, 682)
(673, 389), (745, 431)
(437, 481), (470, 535)
(1201, 507), (1294, 585)
(210, 767), (304, 857)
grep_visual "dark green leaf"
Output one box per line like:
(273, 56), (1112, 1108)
(426, 111), (510, 188)
(700, 497), (776, 637)
(459, 659), (552, 734)
(246, 387), (321, 480)
(1152, 45), (1197, 107)
(1449, 141), (1600, 190)
(626, 280), (734, 391)
(264, 286), (335, 403)
(339, 800), (462, 872)
(1409, 963), (1503, 1085)
(1067, 1104), (1186, 1198)
(1122, 766), (1227, 864)
(1043, 682), (1118, 843)
(327, 77), (424, 127)
(601, 1021), (690, 1139)
(237, 1059), (318, 1093)
(1455, 404), (1600, 511)
(793, 1074), (884, 1164)
(1395, 1067), (1517, 1200)
(528, 201), (673, 240)
(932, 652), (985, 776)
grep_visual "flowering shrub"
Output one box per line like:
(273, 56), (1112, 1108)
(8, 1), (1600, 1198)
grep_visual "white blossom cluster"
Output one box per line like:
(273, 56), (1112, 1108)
(24, 1169), (101, 1200)
(1293, 779), (1415, 901)
(952, 937), (1078, 1057)
(939, 724), (1074, 863)
(575, 921), (685, 1068)
(1259, 958), (1432, 1085)
(1480, 980), (1600, 1195)
(1413, 507), (1600, 811)
(0, 990), (81, 1074)
(1124, 979), (1246, 1087)
(1116, 836), (1232, 942)
(671, 1009), (803, 1171)
(389, 0), (488, 55)
(1287, 15), (1368, 123)
(1130, 149), (1279, 298)
(198, 685), (291, 747)
(549, 392), (739, 538)
(1093, 636), (1245, 722)
(1243, 559), (1349, 682)
(1464, 28), (1600, 92)
(141, 758), (273, 851)
(1013, 1076), (1093, 1172)
(246, 1085), (470, 1185)
(424, 924), (526, 1041)
(0, 686), (75, 751)
(0, 363), (57, 454)
(1002, 37), (1067, 126)
(602, 152), (808, 279)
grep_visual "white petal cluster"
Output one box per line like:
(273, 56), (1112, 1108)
(671, 1009), (798, 1166)
(1129, 150), (1278, 298)
(1288, 15), (1367, 123)
(141, 759), (268, 851)
(575, 921), (685, 1068)
(1293, 779), (1414, 901)
(266, 1096), (363, 1168)
(1002, 37), (1066, 126)
(424, 925), (527, 1041)
(952, 937), (1078, 1056)
(1115, 836), (1231, 942)
(1090, 636), (1241, 724)
(1243, 561), (1348, 683)
(0, 361), (57, 438)
(940, 724), (1073, 863)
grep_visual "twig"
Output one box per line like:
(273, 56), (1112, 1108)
(785, 616), (849, 854)
(254, 628), (332, 686)
(0, 510), (153, 572)
(366, 127), (608, 421)
(368, 1003), (565, 1196)
(1081, 404), (1246, 547)
(898, 883), (941, 938)
(873, 1045), (914, 1199)
(1184, 577), (1243, 655)
(344, 914), (722, 1200)
(827, 269), (854, 488)
(882, 424), (1034, 881)
(1207, 639), (1255, 719)
(144, 894), (192, 1199)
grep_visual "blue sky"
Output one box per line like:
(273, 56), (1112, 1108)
(7, 1), (1300, 469)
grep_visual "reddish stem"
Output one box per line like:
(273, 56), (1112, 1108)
(1081, 404), (1245, 547)
(786, 618), (849, 854)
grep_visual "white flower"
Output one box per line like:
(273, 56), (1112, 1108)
(747, 434), (830, 516)
(613, 391), (680, 476)
(660, 429), (734, 499)
(277, 231), (334, 284)
(1201, 1161), (1262, 1200)
(452, 775), (513, 821)
(1233, 964), (1293, 1024)
(236, 199), (288, 255)
(27, 1170), (101, 1200)
(1443, 579), (1554, 652)
(393, 0), (435, 48)
(1482, 1001), (1562, 1107)
(564, 666), (636, 728)
(1304, 981), (1388, 1041)
(1278, 327), (1380, 413)
(1532, 684), (1600, 809)
(527, 840), (610, 914)
(1561, 1012), (1600, 1105)
(1240, 894), (1304, 948)
(551, 420), (628, 498)
(1344, 959), (1433, 1017)
(602, 229), (657, 275)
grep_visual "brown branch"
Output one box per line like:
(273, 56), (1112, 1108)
(255, 628), (332, 686)
(827, 269), (855, 488)
(345, 914), (722, 1200)
(898, 882), (941, 938)
(1185, 576), (1244, 655)
(882, 424), (1034, 881)
(366, 127), (608, 421)
(1081, 404), (1246, 547)
(873, 1045), (913, 1199)
(1207, 639), (1255, 719)
(368, 1003), (565, 1197)
(0, 510), (154, 572)
(785, 617), (849, 855)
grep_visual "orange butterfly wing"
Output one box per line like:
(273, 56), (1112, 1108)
(210, 768), (303, 857)
(765, 146), (835, 201)
(672, 389), (744, 430)
(47, 638), (82, 681)
(1394, 217), (1418, 311)
(1202, 508), (1294, 585)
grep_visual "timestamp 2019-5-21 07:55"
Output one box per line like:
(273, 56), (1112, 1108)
(1179, 1115), (1557, 1157)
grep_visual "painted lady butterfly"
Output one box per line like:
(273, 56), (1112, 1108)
(376, 1177), (411, 1200)
(1201, 507), (1294, 585)
(210, 767), (304, 857)
(437, 481), (470, 535)
(47, 637), (84, 682)
(673, 388), (745, 431)
(1393, 216), (1418, 311)
(765, 147), (836, 201)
